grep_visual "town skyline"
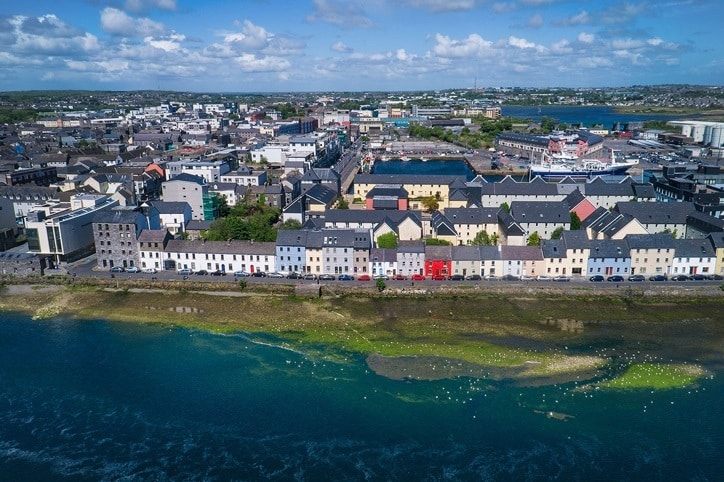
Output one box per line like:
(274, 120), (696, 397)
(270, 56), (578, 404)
(1, 0), (722, 93)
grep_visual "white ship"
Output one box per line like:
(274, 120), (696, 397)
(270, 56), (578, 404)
(530, 150), (638, 179)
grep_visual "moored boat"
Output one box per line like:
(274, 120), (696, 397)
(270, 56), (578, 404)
(530, 150), (638, 179)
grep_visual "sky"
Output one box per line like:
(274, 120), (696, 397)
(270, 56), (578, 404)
(0, 0), (722, 92)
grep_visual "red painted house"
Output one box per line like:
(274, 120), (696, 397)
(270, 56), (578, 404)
(424, 245), (452, 279)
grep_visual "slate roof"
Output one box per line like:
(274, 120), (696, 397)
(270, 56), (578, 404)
(588, 239), (630, 258)
(451, 245), (481, 261)
(169, 173), (206, 185)
(561, 229), (590, 249)
(323, 209), (422, 226)
(563, 189), (586, 210)
(92, 207), (140, 224)
(624, 233), (676, 250)
(615, 201), (696, 224)
(431, 211), (457, 237)
(366, 184), (408, 199)
(397, 240), (425, 254)
(706, 232), (724, 249)
(425, 244), (452, 260)
(498, 245), (543, 261)
(541, 239), (566, 259)
(165, 239), (276, 255)
(444, 207), (501, 225)
(150, 201), (189, 214)
(478, 245), (501, 261)
(672, 238), (715, 258)
(480, 176), (559, 196)
(371, 248), (397, 263)
(275, 229), (309, 247)
(138, 229), (171, 244)
(510, 200), (570, 224)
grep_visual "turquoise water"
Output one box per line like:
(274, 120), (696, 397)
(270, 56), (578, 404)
(0, 313), (721, 480)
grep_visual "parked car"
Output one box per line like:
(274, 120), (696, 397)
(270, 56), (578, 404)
(628, 274), (645, 282)
(607, 275), (624, 282)
(553, 275), (571, 282)
(250, 271), (266, 278)
(356, 274), (371, 281)
(195, 269), (208, 276)
(337, 274), (354, 281)
(465, 274), (482, 281)
(411, 274), (426, 281)
(178, 269), (193, 276)
(520, 275), (534, 281)
(267, 272), (284, 278)
(431, 274), (446, 280)
(502, 274), (520, 281)
(707, 274), (724, 280)
(109, 266), (125, 273)
(589, 275), (604, 282)
(374, 274), (390, 280)
(670, 274), (689, 281)
(448, 274), (465, 281)
(393, 274), (408, 281)
(648, 274), (666, 281)
(233, 270), (250, 277)
(318, 274), (335, 281)
(302, 273), (317, 280)
(285, 272), (301, 279)
(485, 274), (500, 281)
(125, 266), (140, 273)
(142, 268), (158, 274)
(690, 274), (706, 281)
(209, 270), (226, 276)
(535, 275), (551, 281)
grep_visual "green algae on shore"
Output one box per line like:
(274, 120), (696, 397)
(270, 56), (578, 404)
(595, 363), (707, 390)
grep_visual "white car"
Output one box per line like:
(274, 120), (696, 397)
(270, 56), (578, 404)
(536, 275), (552, 281)
(142, 268), (158, 274)
(125, 266), (140, 273)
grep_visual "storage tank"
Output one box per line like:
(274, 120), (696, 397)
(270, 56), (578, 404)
(710, 126), (724, 148)
(703, 126), (713, 145)
(680, 124), (693, 137)
(692, 124), (706, 143)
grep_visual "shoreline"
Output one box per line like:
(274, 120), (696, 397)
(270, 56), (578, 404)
(1, 281), (721, 389)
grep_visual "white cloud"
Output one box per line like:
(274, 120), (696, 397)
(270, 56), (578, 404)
(235, 54), (291, 72)
(491, 2), (516, 13)
(331, 41), (352, 53)
(578, 32), (595, 44)
(396, 49), (417, 61)
(306, 0), (374, 28)
(224, 20), (269, 50)
(401, 0), (476, 12)
(100, 8), (166, 37)
(430, 33), (493, 58)
(124, 0), (177, 13)
(559, 10), (590, 26)
(647, 37), (663, 46)
(526, 13), (544, 28)
(508, 36), (536, 49)
(144, 33), (186, 52)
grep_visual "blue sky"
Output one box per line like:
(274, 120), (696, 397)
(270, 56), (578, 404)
(0, 0), (721, 92)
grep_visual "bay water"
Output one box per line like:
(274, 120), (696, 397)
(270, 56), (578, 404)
(0, 313), (720, 480)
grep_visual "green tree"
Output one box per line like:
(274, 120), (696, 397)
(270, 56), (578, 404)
(375, 278), (387, 292)
(238, 279), (247, 291)
(425, 238), (451, 246)
(570, 212), (581, 230)
(499, 202), (510, 213)
(471, 230), (490, 246)
(279, 219), (302, 230)
(337, 198), (349, 209)
(551, 227), (564, 240)
(420, 196), (439, 213)
(527, 231), (541, 246)
(377, 232), (398, 249)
